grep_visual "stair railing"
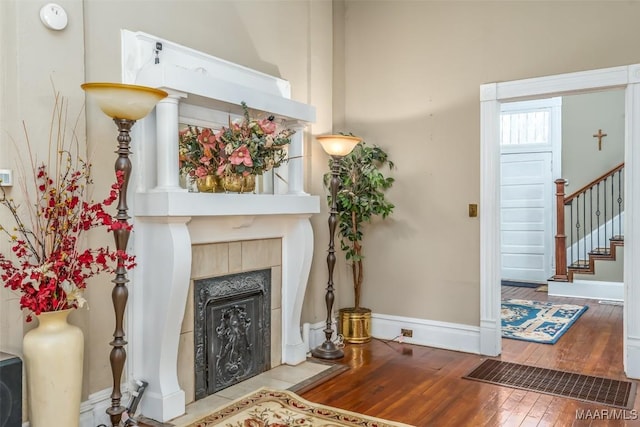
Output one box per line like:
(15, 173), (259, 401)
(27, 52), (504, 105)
(553, 163), (624, 281)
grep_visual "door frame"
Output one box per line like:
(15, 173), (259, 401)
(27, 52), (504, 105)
(479, 64), (640, 379)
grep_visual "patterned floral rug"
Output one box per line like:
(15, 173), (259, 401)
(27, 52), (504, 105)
(185, 388), (414, 427)
(501, 299), (588, 344)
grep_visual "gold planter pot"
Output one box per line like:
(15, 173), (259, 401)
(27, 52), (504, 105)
(196, 175), (219, 193)
(221, 174), (256, 193)
(339, 307), (372, 344)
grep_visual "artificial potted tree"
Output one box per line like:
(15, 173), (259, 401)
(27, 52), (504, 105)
(324, 138), (395, 343)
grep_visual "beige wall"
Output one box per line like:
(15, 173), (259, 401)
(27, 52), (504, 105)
(562, 89), (625, 195)
(0, 0), (88, 403)
(335, 0), (640, 326)
(562, 90), (625, 283)
(0, 0), (21, 357)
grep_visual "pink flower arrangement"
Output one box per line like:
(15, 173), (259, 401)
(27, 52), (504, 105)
(214, 102), (294, 177)
(178, 126), (217, 177)
(178, 102), (294, 181)
(0, 96), (135, 321)
(179, 126), (220, 179)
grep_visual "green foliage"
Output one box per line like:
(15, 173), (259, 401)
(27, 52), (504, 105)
(323, 139), (395, 308)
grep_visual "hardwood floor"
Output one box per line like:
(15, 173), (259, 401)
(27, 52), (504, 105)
(302, 287), (639, 426)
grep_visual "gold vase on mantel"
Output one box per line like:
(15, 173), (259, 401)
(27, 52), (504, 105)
(221, 174), (256, 193)
(196, 175), (219, 193)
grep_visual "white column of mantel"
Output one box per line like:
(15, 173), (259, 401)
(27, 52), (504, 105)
(154, 93), (187, 192)
(137, 216), (192, 422)
(286, 121), (307, 195)
(281, 216), (314, 364)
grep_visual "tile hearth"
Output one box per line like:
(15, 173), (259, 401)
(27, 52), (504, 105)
(144, 360), (333, 426)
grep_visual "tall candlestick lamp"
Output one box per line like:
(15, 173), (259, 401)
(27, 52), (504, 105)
(81, 82), (167, 427)
(312, 134), (362, 360)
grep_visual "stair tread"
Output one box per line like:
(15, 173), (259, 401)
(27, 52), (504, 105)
(569, 261), (590, 268)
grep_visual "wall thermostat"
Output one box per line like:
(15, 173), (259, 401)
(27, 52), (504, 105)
(0, 169), (13, 186)
(40, 3), (68, 31)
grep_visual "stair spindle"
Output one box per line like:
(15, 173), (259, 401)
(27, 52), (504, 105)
(596, 183), (601, 250)
(604, 178), (608, 247)
(611, 175), (614, 241)
(618, 170), (623, 237)
(583, 194), (587, 263)
(589, 187), (594, 256)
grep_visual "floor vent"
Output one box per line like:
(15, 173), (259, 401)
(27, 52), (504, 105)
(464, 359), (636, 409)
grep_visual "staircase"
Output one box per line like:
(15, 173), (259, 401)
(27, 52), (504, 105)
(552, 163), (624, 283)
(566, 235), (624, 282)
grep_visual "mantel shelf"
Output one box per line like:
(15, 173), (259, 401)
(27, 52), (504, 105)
(134, 191), (320, 217)
(135, 62), (315, 123)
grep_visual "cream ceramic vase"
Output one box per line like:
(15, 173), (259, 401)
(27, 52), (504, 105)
(23, 309), (83, 427)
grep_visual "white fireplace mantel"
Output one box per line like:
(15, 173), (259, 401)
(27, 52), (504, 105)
(119, 30), (319, 423)
(135, 192), (320, 217)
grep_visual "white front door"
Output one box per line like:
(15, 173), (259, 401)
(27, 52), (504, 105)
(500, 151), (554, 283)
(499, 97), (561, 284)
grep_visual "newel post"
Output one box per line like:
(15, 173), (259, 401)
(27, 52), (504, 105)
(553, 179), (569, 281)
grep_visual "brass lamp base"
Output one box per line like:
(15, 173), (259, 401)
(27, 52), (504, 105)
(339, 307), (372, 344)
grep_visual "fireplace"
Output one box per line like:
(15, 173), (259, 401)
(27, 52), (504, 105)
(194, 269), (271, 398)
(123, 28), (318, 423)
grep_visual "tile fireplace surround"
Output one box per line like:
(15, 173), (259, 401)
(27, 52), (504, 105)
(119, 30), (319, 423)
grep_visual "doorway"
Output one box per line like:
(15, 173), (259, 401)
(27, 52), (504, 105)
(479, 63), (640, 379)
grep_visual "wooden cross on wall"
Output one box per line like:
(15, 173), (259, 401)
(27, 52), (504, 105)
(593, 129), (607, 151)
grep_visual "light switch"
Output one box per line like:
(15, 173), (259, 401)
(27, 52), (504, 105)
(469, 204), (478, 217)
(0, 169), (12, 186)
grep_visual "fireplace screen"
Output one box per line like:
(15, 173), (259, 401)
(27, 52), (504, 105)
(194, 269), (271, 399)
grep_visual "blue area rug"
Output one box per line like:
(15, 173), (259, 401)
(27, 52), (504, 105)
(501, 299), (588, 344)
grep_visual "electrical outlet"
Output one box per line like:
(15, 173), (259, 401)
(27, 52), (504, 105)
(401, 328), (413, 338)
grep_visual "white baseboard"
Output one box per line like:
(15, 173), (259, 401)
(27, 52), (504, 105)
(372, 313), (481, 354)
(307, 319), (337, 352)
(548, 279), (624, 301)
(625, 336), (640, 379)
(83, 387), (114, 427)
(73, 384), (134, 427)
(307, 313), (481, 355)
